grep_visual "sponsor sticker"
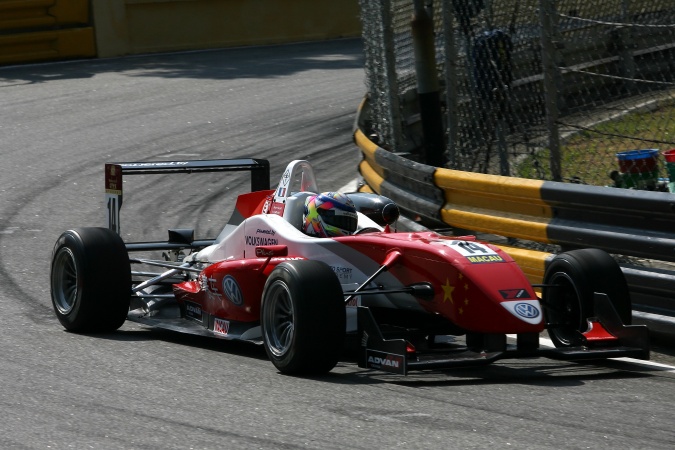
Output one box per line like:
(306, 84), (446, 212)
(120, 161), (188, 168)
(500, 300), (543, 325)
(198, 274), (209, 291)
(199, 275), (221, 296)
(439, 240), (505, 263)
(365, 349), (405, 374)
(269, 203), (285, 216)
(245, 235), (279, 246)
(262, 197), (272, 214)
(256, 247), (276, 257)
(214, 318), (230, 335)
(346, 295), (361, 307)
(514, 302), (540, 319)
(222, 275), (243, 306)
(466, 254), (504, 264)
(499, 289), (532, 300)
(105, 164), (122, 195)
(184, 301), (203, 322)
(330, 266), (353, 280)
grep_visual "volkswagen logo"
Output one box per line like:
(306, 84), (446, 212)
(514, 302), (540, 319)
(222, 275), (243, 306)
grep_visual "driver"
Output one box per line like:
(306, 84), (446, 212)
(303, 192), (358, 237)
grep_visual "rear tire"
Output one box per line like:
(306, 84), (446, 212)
(542, 248), (631, 347)
(50, 227), (131, 332)
(261, 260), (345, 375)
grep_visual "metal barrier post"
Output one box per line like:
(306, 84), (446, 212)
(412, 0), (445, 167)
(539, 0), (562, 181)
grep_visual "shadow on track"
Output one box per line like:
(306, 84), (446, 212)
(0, 39), (363, 85)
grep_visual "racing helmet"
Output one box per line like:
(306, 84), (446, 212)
(303, 192), (358, 237)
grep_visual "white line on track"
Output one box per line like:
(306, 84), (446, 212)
(507, 334), (675, 372)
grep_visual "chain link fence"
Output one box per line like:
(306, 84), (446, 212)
(359, 0), (675, 189)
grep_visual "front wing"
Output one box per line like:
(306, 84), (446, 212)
(357, 293), (650, 375)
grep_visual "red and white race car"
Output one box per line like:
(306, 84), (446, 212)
(50, 159), (649, 375)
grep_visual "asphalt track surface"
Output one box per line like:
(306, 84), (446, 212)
(1, 39), (675, 449)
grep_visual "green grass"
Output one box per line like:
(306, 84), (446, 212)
(515, 102), (675, 185)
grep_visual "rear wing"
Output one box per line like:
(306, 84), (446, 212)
(105, 159), (270, 235)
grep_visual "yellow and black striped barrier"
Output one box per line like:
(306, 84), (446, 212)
(356, 126), (675, 264)
(356, 125), (551, 285)
(354, 98), (675, 322)
(355, 127), (443, 220)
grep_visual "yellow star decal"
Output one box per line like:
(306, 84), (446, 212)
(442, 279), (455, 304)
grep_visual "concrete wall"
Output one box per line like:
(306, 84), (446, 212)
(92, 0), (362, 58)
(0, 0), (361, 64)
(0, 0), (95, 65)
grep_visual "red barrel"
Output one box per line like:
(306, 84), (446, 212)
(616, 149), (659, 173)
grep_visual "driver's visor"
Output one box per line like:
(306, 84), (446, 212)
(318, 208), (358, 232)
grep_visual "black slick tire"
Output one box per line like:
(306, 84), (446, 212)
(261, 260), (345, 375)
(542, 248), (631, 347)
(50, 227), (131, 332)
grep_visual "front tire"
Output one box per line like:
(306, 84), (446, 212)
(50, 227), (131, 332)
(261, 260), (345, 375)
(542, 248), (631, 347)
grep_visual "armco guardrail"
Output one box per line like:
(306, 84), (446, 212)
(356, 125), (553, 288)
(354, 101), (675, 333)
(0, 0), (94, 65)
(434, 167), (675, 263)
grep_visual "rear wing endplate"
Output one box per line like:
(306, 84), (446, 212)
(105, 159), (270, 234)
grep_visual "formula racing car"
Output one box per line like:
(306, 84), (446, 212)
(50, 158), (649, 375)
